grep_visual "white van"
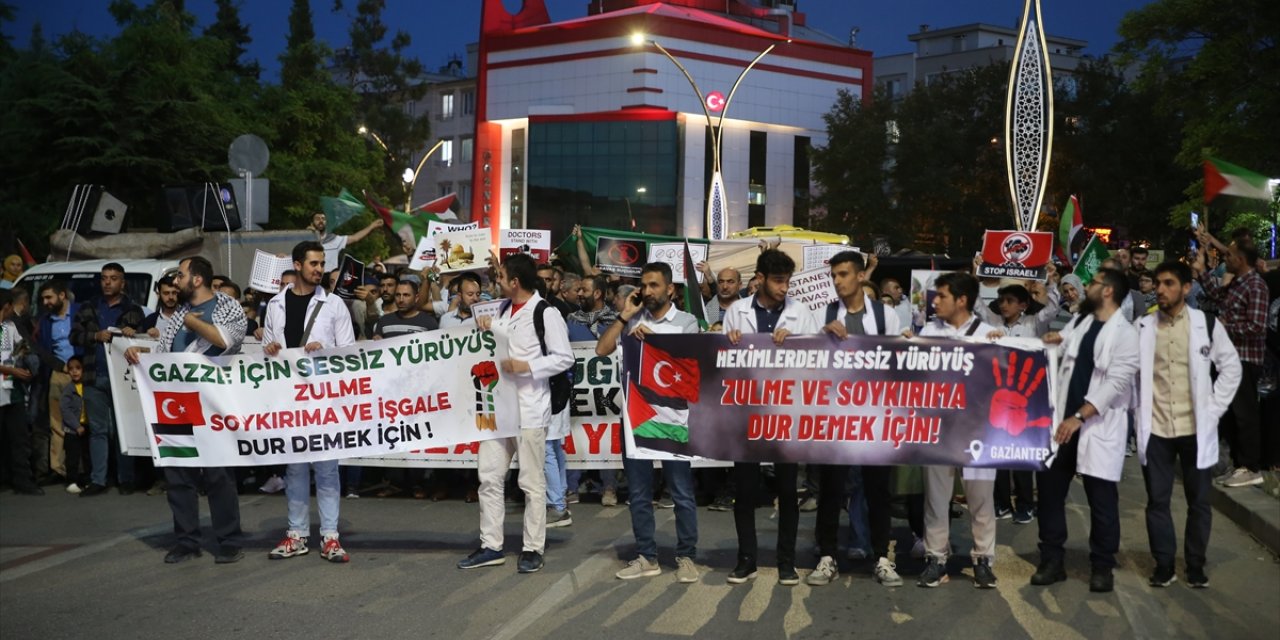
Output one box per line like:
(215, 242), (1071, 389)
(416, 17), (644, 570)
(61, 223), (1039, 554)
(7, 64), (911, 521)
(14, 259), (181, 314)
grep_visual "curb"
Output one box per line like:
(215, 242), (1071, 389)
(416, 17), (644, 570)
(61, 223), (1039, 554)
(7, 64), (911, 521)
(1211, 475), (1280, 557)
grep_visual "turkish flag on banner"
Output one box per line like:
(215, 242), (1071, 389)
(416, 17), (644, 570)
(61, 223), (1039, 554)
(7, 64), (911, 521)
(639, 343), (701, 403)
(154, 391), (207, 426)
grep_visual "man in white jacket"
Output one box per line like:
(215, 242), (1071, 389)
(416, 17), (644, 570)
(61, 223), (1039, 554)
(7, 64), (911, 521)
(458, 253), (573, 574)
(261, 241), (357, 563)
(1034, 267), (1140, 593)
(917, 272), (1001, 589)
(721, 249), (818, 586)
(1135, 261), (1241, 589)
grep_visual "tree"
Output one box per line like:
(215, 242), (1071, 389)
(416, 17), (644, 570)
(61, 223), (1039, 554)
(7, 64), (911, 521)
(808, 88), (894, 244)
(333, 0), (430, 197)
(204, 0), (260, 81)
(1117, 0), (1280, 232)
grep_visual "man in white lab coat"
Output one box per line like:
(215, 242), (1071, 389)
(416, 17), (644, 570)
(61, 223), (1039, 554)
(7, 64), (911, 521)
(457, 253), (573, 574)
(1034, 267), (1140, 593)
(1134, 261), (1241, 589)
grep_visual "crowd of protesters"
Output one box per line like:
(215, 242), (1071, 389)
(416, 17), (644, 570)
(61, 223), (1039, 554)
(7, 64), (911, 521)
(0, 216), (1275, 594)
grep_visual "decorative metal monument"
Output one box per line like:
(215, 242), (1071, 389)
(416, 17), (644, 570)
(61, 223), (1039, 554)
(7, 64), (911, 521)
(1004, 0), (1055, 232)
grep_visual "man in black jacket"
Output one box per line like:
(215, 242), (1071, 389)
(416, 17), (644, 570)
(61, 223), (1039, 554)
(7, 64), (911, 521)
(70, 263), (144, 496)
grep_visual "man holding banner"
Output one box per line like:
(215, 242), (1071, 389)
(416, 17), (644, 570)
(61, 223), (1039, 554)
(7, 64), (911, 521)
(261, 241), (355, 563)
(811, 251), (902, 588)
(125, 257), (247, 564)
(917, 272), (1001, 589)
(459, 253), (573, 574)
(596, 262), (700, 584)
(1034, 268), (1140, 593)
(721, 250), (819, 586)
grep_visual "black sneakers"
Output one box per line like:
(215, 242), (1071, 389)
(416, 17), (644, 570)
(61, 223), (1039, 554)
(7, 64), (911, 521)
(214, 545), (245, 564)
(79, 483), (108, 497)
(1031, 557), (1067, 586)
(517, 551), (544, 573)
(1186, 567), (1209, 589)
(917, 556), (948, 587)
(972, 558), (998, 589)
(727, 556), (758, 584)
(1089, 566), (1114, 593)
(777, 563), (800, 586)
(164, 546), (201, 564)
(1149, 565), (1177, 588)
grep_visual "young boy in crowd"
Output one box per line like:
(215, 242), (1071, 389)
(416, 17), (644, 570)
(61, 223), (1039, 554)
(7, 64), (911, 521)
(59, 356), (89, 493)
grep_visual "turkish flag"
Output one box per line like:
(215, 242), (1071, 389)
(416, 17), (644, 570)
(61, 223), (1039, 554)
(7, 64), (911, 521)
(639, 344), (700, 403)
(154, 391), (206, 426)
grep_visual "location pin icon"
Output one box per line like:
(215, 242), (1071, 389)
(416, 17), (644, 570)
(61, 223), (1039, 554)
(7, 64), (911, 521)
(967, 440), (984, 462)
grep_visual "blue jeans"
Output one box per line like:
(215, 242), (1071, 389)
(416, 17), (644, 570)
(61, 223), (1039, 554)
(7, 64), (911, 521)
(545, 439), (567, 510)
(85, 377), (133, 487)
(623, 455), (697, 560)
(286, 460), (341, 537)
(846, 467), (871, 554)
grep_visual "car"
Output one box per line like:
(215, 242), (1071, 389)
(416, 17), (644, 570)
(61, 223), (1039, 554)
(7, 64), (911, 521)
(15, 259), (181, 314)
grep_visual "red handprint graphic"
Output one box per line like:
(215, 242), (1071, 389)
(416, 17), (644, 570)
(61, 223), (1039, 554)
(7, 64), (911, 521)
(471, 361), (500, 431)
(989, 351), (1052, 436)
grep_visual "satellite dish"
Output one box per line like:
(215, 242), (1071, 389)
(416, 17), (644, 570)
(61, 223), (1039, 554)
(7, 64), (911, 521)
(228, 134), (269, 176)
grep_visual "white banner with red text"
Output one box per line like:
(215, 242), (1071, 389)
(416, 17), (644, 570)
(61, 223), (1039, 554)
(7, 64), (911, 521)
(132, 327), (518, 467)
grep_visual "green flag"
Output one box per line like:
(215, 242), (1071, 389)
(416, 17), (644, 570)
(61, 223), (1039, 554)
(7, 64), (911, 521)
(319, 189), (366, 231)
(1072, 235), (1110, 283)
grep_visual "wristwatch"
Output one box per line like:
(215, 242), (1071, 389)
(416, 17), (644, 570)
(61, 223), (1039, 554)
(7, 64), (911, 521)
(1073, 411), (1086, 422)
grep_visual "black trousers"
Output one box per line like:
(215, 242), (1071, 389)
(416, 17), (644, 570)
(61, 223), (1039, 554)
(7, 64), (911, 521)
(1142, 434), (1212, 571)
(995, 470), (1035, 511)
(1221, 362), (1262, 471)
(1036, 431), (1120, 568)
(64, 432), (87, 485)
(0, 402), (36, 491)
(734, 462), (797, 565)
(165, 467), (243, 550)
(814, 465), (847, 558)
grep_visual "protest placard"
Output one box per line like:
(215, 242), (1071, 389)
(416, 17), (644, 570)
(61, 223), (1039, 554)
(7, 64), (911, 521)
(434, 228), (490, 273)
(910, 269), (946, 328)
(333, 255), (364, 299)
(408, 235), (435, 270)
(977, 230), (1054, 281)
(801, 244), (853, 271)
(132, 326), (519, 467)
(787, 266), (838, 314)
(646, 242), (708, 284)
(595, 236), (646, 278)
(418, 220), (480, 264)
(249, 250), (292, 294)
(499, 229), (552, 263)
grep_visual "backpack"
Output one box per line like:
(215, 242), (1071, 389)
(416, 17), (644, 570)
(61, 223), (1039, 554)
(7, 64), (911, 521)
(501, 299), (574, 414)
(825, 299), (887, 335)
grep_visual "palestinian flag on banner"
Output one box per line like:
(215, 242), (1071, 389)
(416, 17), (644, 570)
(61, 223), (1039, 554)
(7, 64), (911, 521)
(683, 240), (708, 330)
(1204, 157), (1275, 203)
(154, 424), (199, 459)
(626, 381), (691, 443)
(1057, 195), (1082, 266)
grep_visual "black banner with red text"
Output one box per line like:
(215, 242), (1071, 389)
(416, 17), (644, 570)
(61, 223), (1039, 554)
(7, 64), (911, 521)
(626, 333), (1056, 470)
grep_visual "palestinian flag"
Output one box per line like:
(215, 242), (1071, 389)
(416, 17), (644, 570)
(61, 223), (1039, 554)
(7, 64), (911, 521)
(153, 424), (199, 459)
(1204, 158), (1275, 203)
(626, 381), (690, 443)
(683, 241), (708, 330)
(1057, 195), (1082, 265)
(363, 191), (449, 248)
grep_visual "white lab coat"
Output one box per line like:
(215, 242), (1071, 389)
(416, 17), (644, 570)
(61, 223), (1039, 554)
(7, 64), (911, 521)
(1052, 312), (1139, 482)
(1134, 309), (1242, 469)
(262, 284), (356, 350)
(721, 295), (819, 336)
(820, 295), (902, 336)
(489, 292), (574, 431)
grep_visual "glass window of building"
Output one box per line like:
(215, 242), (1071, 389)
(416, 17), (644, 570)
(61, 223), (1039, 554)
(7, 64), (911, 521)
(439, 139), (454, 167)
(460, 136), (474, 163)
(527, 119), (678, 242)
(462, 90), (476, 116)
(440, 92), (455, 120)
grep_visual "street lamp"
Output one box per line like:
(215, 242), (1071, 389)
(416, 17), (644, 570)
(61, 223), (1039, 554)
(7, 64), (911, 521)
(357, 125), (391, 156)
(402, 139), (445, 214)
(632, 33), (784, 239)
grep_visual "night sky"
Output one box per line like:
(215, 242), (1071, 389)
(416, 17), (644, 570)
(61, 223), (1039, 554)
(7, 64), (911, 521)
(9, 0), (1156, 80)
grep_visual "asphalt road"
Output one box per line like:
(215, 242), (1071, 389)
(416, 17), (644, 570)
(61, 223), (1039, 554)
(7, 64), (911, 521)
(2, 457), (1277, 640)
